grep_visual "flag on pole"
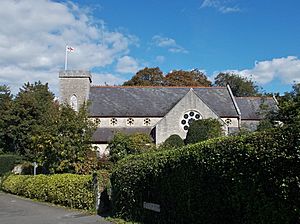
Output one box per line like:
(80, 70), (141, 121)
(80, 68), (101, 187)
(65, 45), (75, 70)
(66, 45), (75, 52)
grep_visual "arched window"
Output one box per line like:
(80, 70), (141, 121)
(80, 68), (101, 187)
(70, 94), (78, 111)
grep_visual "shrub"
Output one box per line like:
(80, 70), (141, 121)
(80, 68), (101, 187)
(109, 132), (154, 162)
(162, 134), (184, 148)
(111, 126), (300, 223)
(0, 154), (23, 176)
(2, 174), (95, 210)
(185, 118), (223, 144)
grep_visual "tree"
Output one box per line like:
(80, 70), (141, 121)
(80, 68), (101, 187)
(185, 118), (223, 144)
(0, 85), (14, 152)
(34, 103), (98, 174)
(214, 72), (259, 97)
(108, 132), (154, 162)
(123, 67), (164, 86)
(165, 69), (212, 86)
(270, 82), (300, 126)
(5, 81), (56, 157)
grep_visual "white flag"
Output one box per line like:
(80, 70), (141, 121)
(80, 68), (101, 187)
(66, 45), (75, 52)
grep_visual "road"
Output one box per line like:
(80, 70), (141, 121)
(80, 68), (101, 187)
(0, 192), (111, 224)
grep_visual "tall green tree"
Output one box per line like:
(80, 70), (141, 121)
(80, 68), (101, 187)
(6, 81), (56, 157)
(34, 103), (98, 174)
(123, 67), (164, 86)
(214, 72), (259, 96)
(165, 69), (212, 86)
(0, 85), (14, 152)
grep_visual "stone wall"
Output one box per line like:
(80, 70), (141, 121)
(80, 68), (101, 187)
(59, 70), (92, 110)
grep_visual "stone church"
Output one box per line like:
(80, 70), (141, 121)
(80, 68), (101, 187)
(59, 70), (277, 155)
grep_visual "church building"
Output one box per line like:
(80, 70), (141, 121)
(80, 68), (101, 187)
(59, 70), (277, 155)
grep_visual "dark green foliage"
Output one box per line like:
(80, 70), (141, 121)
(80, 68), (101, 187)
(0, 154), (23, 176)
(123, 67), (164, 86)
(163, 134), (184, 148)
(108, 132), (154, 162)
(111, 126), (300, 223)
(214, 72), (259, 97)
(2, 174), (96, 210)
(0, 85), (14, 152)
(185, 118), (223, 144)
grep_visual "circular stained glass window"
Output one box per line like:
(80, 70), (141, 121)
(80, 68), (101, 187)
(127, 118), (134, 126)
(110, 118), (117, 126)
(225, 118), (232, 126)
(144, 118), (151, 126)
(181, 110), (202, 131)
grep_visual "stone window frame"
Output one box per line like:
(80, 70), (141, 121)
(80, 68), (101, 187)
(110, 118), (118, 126)
(144, 118), (151, 126)
(127, 118), (134, 126)
(181, 110), (202, 131)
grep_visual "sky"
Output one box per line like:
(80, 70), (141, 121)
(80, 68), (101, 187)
(0, 0), (299, 96)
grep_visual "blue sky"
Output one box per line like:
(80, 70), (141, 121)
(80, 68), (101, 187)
(0, 0), (299, 95)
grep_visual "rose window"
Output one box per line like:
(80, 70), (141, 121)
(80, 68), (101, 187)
(144, 118), (151, 126)
(110, 118), (117, 126)
(127, 118), (134, 126)
(181, 110), (202, 131)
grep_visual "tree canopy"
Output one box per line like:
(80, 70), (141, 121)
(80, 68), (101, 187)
(123, 67), (164, 86)
(214, 72), (259, 97)
(165, 69), (211, 86)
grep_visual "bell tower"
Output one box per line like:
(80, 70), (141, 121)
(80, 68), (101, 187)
(59, 70), (92, 111)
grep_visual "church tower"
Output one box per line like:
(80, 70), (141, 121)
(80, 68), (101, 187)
(59, 70), (92, 111)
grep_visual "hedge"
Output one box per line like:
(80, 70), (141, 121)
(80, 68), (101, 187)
(1, 174), (96, 210)
(111, 126), (300, 224)
(0, 154), (23, 176)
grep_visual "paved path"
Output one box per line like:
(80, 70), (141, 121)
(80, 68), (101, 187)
(0, 192), (111, 224)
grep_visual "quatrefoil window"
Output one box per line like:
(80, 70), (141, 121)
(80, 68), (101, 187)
(225, 118), (232, 126)
(144, 118), (151, 126)
(110, 118), (117, 126)
(127, 118), (134, 126)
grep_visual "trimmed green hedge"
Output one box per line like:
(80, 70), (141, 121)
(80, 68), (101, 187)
(0, 154), (23, 176)
(2, 174), (95, 210)
(111, 126), (300, 223)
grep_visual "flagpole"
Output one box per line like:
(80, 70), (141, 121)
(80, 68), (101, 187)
(64, 45), (68, 70)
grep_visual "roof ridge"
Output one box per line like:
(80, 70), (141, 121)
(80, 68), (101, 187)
(90, 85), (226, 89)
(236, 96), (273, 99)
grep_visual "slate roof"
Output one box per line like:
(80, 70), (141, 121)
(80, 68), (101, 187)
(235, 97), (277, 120)
(89, 86), (239, 117)
(92, 127), (153, 143)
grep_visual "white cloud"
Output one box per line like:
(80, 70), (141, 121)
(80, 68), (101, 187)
(0, 0), (138, 95)
(115, 56), (140, 74)
(152, 35), (188, 54)
(220, 56), (300, 84)
(200, 0), (241, 14)
(92, 73), (126, 86)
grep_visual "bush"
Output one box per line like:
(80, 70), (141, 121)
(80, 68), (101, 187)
(109, 132), (154, 162)
(111, 126), (300, 223)
(163, 134), (184, 148)
(0, 154), (23, 176)
(185, 118), (223, 144)
(2, 174), (95, 210)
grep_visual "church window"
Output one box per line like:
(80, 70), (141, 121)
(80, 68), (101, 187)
(181, 110), (202, 131)
(110, 118), (117, 126)
(127, 118), (134, 126)
(70, 94), (78, 112)
(144, 118), (151, 126)
(225, 118), (232, 126)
